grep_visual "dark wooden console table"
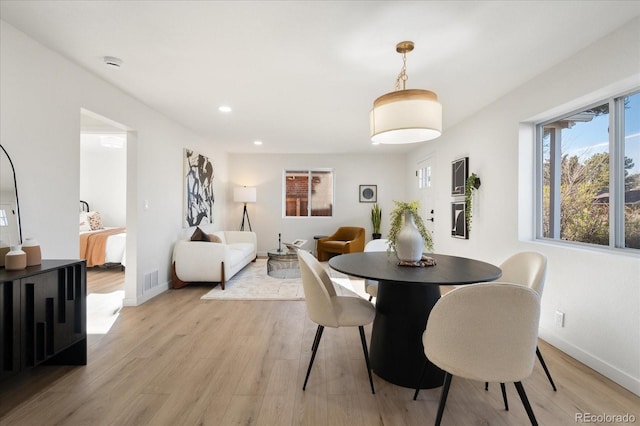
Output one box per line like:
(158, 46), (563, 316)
(1, 259), (87, 381)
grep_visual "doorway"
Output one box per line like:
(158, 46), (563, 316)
(80, 110), (128, 334)
(417, 155), (436, 237)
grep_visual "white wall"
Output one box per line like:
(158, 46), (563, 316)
(227, 153), (406, 255)
(79, 133), (127, 227)
(0, 20), (229, 305)
(407, 18), (640, 395)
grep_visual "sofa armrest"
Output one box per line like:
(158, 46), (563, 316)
(173, 240), (230, 282)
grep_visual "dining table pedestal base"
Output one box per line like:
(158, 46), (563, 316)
(370, 279), (444, 389)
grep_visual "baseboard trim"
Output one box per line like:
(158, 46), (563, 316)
(539, 327), (640, 396)
(123, 282), (169, 306)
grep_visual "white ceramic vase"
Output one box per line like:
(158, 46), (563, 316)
(5, 245), (27, 270)
(395, 211), (424, 262)
(22, 237), (42, 266)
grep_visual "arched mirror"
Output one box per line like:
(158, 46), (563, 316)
(0, 144), (22, 247)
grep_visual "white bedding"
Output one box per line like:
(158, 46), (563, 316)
(80, 227), (126, 266)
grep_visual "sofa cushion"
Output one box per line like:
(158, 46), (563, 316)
(208, 234), (223, 243)
(228, 242), (254, 253)
(190, 227), (210, 242)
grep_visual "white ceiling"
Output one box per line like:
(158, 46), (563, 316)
(2, 1), (639, 154)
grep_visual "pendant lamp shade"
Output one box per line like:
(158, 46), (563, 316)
(370, 41), (442, 144)
(370, 89), (442, 144)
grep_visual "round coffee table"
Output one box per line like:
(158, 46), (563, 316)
(267, 249), (300, 279)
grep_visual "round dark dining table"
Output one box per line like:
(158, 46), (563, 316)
(329, 252), (502, 389)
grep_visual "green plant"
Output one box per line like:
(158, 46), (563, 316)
(387, 200), (433, 253)
(371, 203), (382, 234)
(465, 173), (480, 232)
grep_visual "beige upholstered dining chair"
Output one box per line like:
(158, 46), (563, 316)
(297, 249), (376, 393)
(363, 238), (391, 301)
(413, 283), (541, 426)
(490, 252), (556, 392)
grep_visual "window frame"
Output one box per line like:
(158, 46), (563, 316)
(282, 168), (335, 218)
(534, 88), (639, 252)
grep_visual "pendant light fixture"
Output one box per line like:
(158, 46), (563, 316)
(370, 41), (442, 144)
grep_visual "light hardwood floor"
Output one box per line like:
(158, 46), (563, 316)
(1, 268), (638, 425)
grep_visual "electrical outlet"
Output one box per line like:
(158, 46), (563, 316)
(555, 311), (565, 328)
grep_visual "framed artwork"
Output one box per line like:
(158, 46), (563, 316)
(451, 202), (468, 239)
(451, 157), (469, 196)
(359, 184), (377, 203)
(184, 148), (215, 227)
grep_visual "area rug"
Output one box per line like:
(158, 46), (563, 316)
(200, 259), (367, 301)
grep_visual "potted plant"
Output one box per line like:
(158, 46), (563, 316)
(465, 173), (481, 233)
(388, 200), (433, 261)
(371, 203), (382, 239)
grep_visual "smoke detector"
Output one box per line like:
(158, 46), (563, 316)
(103, 56), (123, 68)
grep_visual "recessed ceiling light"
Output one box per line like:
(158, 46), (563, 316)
(103, 56), (123, 68)
(253, 140), (263, 146)
(218, 105), (232, 113)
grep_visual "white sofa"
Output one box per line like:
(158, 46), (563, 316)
(172, 231), (257, 289)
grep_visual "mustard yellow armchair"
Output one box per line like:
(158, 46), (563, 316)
(316, 227), (365, 261)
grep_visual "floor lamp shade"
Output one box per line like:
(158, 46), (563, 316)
(234, 186), (256, 232)
(370, 89), (442, 144)
(234, 186), (257, 203)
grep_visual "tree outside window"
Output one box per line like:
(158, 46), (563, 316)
(538, 91), (639, 250)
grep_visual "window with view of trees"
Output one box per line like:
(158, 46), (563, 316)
(537, 90), (639, 250)
(283, 169), (333, 217)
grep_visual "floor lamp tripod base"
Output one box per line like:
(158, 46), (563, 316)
(240, 204), (252, 231)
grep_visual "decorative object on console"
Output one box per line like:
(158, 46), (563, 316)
(371, 203), (382, 239)
(233, 186), (256, 231)
(359, 184), (377, 203)
(184, 148), (214, 227)
(4, 245), (26, 270)
(370, 41), (442, 144)
(22, 237), (41, 266)
(0, 243), (9, 267)
(465, 172), (481, 234)
(388, 200), (433, 262)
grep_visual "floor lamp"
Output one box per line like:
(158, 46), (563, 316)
(234, 186), (256, 231)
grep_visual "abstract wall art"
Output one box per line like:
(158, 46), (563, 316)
(184, 148), (214, 227)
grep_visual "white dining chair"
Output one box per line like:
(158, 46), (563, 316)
(297, 249), (376, 393)
(486, 252), (556, 393)
(363, 238), (391, 301)
(413, 282), (541, 426)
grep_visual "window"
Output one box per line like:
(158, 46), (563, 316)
(0, 209), (7, 227)
(284, 169), (333, 217)
(418, 165), (431, 189)
(537, 90), (639, 250)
